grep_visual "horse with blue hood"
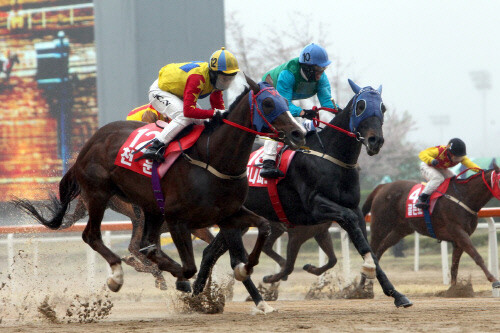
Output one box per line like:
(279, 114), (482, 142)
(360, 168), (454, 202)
(194, 79), (413, 309)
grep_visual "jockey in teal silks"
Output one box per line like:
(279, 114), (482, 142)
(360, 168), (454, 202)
(260, 43), (336, 178)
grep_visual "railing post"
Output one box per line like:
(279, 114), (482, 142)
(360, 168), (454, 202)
(487, 217), (499, 297)
(441, 241), (450, 285)
(340, 229), (350, 280)
(414, 232), (420, 271)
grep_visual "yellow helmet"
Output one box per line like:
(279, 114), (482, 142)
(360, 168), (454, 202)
(209, 47), (239, 74)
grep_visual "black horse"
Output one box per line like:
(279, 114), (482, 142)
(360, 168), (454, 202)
(194, 80), (413, 308)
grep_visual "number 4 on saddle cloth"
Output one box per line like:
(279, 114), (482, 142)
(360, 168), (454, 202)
(247, 143), (296, 227)
(114, 121), (204, 178)
(405, 180), (452, 218)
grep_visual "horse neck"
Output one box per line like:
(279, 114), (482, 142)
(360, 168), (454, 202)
(311, 107), (362, 165)
(454, 171), (494, 212)
(203, 97), (256, 174)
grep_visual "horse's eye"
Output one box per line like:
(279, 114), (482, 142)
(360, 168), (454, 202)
(262, 98), (275, 115)
(356, 100), (366, 116)
(380, 102), (386, 113)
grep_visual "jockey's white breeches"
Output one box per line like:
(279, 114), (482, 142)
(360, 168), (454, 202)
(261, 117), (312, 162)
(420, 162), (454, 195)
(148, 79), (204, 144)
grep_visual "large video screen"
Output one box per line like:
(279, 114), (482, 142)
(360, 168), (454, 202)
(0, 0), (97, 201)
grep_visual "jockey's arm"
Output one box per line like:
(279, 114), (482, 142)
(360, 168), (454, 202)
(276, 70), (302, 117)
(418, 146), (439, 165)
(461, 156), (481, 172)
(209, 90), (225, 110)
(316, 74), (335, 109)
(182, 74), (216, 119)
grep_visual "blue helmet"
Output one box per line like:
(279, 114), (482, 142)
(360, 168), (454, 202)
(299, 43), (331, 67)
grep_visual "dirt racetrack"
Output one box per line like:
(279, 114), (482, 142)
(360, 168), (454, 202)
(0, 297), (499, 333)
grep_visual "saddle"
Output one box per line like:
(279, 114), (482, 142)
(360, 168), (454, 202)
(114, 121), (204, 178)
(405, 179), (451, 218)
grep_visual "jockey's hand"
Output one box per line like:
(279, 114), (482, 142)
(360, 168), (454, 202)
(211, 109), (225, 123)
(301, 109), (317, 120)
(431, 159), (439, 166)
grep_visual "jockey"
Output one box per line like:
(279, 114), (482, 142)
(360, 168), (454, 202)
(260, 43), (336, 178)
(126, 104), (166, 123)
(140, 47), (239, 162)
(415, 138), (481, 209)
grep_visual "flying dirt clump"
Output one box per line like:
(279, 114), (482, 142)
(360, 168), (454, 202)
(178, 274), (234, 314)
(306, 272), (374, 300)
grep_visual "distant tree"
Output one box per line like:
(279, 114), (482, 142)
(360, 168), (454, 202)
(358, 109), (420, 189)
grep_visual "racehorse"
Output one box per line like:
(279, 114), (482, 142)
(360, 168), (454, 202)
(14, 76), (306, 299)
(0, 52), (19, 81)
(363, 164), (500, 289)
(194, 79), (413, 308)
(64, 196), (214, 290)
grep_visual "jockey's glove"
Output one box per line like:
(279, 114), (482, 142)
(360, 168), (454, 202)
(431, 159), (439, 166)
(301, 109), (317, 120)
(213, 108), (225, 117)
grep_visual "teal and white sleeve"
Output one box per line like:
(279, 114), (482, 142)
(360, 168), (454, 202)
(276, 70), (302, 116)
(317, 74), (335, 109)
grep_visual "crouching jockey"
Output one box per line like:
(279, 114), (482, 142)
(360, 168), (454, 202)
(140, 47), (239, 162)
(260, 43), (337, 178)
(416, 138), (481, 209)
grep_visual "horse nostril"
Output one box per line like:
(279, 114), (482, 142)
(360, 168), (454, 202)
(291, 130), (303, 140)
(368, 136), (378, 146)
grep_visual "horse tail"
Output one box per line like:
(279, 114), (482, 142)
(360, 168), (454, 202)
(362, 184), (385, 217)
(13, 167), (81, 230)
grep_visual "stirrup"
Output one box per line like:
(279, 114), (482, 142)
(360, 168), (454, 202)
(260, 160), (284, 179)
(415, 201), (430, 209)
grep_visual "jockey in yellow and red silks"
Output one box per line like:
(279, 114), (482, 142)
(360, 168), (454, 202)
(140, 47), (240, 162)
(415, 138), (481, 209)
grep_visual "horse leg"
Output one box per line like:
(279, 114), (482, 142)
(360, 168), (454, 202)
(220, 206), (270, 280)
(450, 243), (464, 286)
(165, 220), (197, 279)
(192, 228), (215, 244)
(262, 223), (286, 269)
(82, 196), (124, 292)
(312, 198), (412, 307)
(262, 229), (307, 283)
(304, 227), (337, 276)
(450, 228), (500, 288)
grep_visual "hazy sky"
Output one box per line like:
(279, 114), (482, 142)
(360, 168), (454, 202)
(225, 0), (500, 158)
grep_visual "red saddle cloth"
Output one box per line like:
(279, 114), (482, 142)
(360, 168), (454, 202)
(405, 178), (451, 218)
(114, 122), (204, 178)
(247, 143), (296, 187)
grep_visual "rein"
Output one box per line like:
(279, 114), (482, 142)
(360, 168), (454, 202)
(310, 106), (364, 141)
(299, 149), (358, 169)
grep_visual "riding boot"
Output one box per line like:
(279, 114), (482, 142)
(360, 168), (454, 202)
(260, 159), (284, 179)
(139, 139), (166, 162)
(415, 193), (430, 209)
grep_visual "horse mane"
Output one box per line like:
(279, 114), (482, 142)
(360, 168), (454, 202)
(203, 86), (250, 134)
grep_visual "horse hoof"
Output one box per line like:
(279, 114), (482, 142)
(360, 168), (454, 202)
(176, 280), (192, 293)
(395, 295), (413, 308)
(107, 277), (123, 292)
(234, 263), (248, 281)
(492, 281), (500, 288)
(255, 301), (275, 314)
(361, 265), (376, 279)
(280, 275), (288, 281)
(303, 264), (312, 271)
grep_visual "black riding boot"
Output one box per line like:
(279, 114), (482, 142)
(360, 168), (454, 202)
(259, 159), (284, 179)
(415, 193), (430, 209)
(137, 138), (166, 162)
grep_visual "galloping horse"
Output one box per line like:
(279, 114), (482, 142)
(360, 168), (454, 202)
(363, 164), (500, 288)
(194, 80), (413, 308)
(15, 77), (306, 301)
(0, 52), (19, 81)
(64, 196), (214, 290)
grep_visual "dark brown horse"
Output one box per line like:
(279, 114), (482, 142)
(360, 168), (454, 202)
(15, 77), (306, 296)
(363, 165), (500, 288)
(65, 196), (214, 290)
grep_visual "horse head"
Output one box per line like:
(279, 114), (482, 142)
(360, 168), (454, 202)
(488, 162), (500, 200)
(347, 79), (386, 156)
(246, 75), (306, 149)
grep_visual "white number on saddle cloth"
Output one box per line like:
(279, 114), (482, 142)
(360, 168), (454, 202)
(407, 187), (423, 217)
(119, 127), (161, 168)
